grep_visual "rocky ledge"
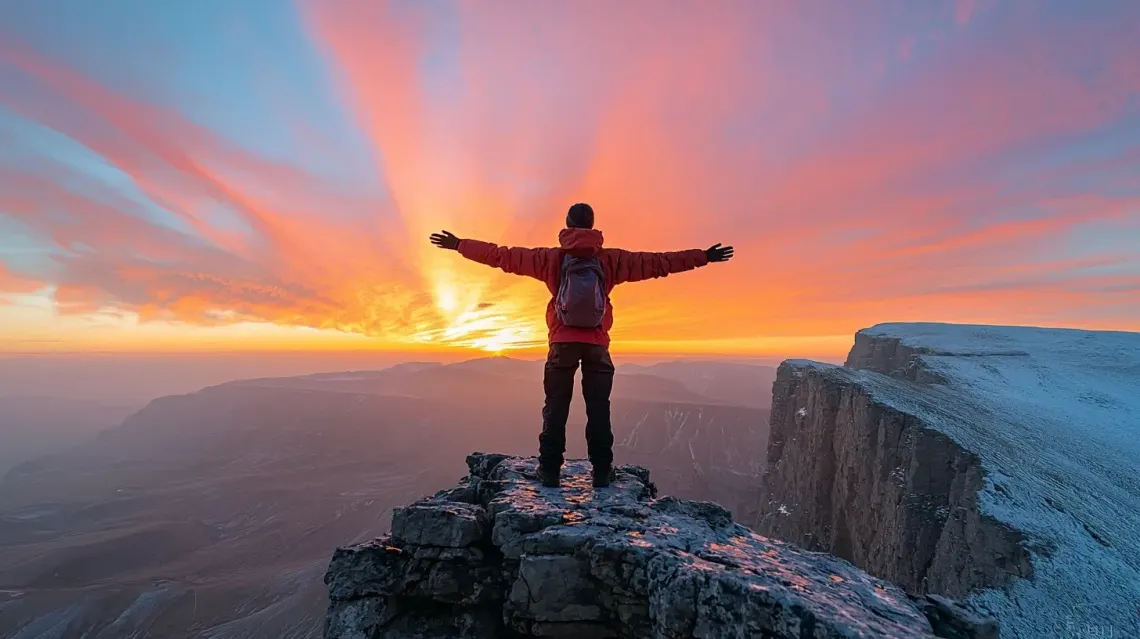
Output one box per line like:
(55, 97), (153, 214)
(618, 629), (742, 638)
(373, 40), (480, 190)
(324, 453), (995, 638)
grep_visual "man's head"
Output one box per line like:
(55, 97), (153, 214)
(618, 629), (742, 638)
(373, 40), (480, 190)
(566, 203), (594, 229)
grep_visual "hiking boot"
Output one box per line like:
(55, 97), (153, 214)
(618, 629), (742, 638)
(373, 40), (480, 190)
(592, 465), (616, 488)
(536, 464), (561, 488)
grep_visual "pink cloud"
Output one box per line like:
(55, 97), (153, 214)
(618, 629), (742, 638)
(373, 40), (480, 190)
(955, 0), (977, 26)
(899, 37), (915, 61)
(0, 263), (43, 297)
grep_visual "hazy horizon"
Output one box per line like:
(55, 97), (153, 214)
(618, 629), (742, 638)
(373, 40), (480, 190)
(0, 349), (786, 479)
(0, 350), (792, 404)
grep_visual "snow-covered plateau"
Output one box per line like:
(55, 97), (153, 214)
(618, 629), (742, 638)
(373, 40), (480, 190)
(761, 322), (1140, 638)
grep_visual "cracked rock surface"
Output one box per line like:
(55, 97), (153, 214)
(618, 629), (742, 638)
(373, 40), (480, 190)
(325, 453), (985, 638)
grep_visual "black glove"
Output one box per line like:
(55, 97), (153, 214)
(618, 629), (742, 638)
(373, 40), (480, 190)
(705, 243), (734, 263)
(430, 230), (461, 251)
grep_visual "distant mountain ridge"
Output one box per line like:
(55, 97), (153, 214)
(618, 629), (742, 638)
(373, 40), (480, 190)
(233, 356), (776, 408)
(621, 359), (777, 409)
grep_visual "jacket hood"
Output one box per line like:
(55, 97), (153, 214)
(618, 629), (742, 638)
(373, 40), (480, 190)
(559, 228), (604, 257)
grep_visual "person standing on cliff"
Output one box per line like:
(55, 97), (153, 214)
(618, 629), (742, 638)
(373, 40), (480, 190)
(429, 203), (734, 488)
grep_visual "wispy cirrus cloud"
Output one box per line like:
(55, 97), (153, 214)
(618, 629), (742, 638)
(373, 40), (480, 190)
(0, 0), (1137, 355)
(0, 27), (485, 346)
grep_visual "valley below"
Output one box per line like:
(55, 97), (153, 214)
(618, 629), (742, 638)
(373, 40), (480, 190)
(0, 358), (774, 638)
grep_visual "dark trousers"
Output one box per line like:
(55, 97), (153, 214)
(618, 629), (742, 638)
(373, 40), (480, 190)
(539, 342), (615, 469)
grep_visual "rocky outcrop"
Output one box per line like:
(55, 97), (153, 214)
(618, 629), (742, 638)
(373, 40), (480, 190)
(758, 323), (1140, 638)
(758, 361), (1032, 597)
(843, 330), (949, 384)
(325, 453), (992, 638)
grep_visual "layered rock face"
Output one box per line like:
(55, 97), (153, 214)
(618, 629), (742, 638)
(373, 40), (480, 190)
(759, 361), (1032, 597)
(758, 323), (1140, 638)
(325, 453), (988, 638)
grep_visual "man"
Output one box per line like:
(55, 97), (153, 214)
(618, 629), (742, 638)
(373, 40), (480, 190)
(429, 203), (733, 488)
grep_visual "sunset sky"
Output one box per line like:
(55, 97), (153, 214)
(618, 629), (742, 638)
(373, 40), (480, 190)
(1, 0), (1137, 358)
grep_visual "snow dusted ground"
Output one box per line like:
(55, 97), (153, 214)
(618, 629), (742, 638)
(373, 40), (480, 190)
(855, 323), (1140, 638)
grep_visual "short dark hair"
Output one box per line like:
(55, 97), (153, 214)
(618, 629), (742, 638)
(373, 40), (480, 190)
(566, 203), (594, 229)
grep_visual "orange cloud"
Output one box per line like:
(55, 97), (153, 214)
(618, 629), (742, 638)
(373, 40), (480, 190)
(0, 263), (42, 298)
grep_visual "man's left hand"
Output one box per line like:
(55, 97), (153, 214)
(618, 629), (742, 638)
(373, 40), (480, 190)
(705, 243), (734, 263)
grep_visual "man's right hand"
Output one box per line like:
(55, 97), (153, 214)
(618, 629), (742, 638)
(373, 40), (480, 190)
(705, 243), (734, 263)
(430, 230), (461, 251)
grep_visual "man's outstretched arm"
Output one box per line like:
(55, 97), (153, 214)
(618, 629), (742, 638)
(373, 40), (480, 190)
(606, 243), (733, 285)
(430, 230), (552, 281)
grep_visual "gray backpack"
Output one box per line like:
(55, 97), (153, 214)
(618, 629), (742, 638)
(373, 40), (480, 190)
(555, 254), (607, 328)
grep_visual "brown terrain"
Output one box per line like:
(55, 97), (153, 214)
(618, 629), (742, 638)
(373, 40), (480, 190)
(0, 358), (773, 639)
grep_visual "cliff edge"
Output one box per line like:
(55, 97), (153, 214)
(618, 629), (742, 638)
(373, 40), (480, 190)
(758, 323), (1140, 637)
(324, 453), (992, 638)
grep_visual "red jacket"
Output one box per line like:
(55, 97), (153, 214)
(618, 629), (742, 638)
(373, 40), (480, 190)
(458, 228), (709, 347)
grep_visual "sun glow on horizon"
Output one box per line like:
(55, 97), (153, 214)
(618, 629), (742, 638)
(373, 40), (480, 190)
(417, 261), (546, 352)
(0, 292), (854, 359)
